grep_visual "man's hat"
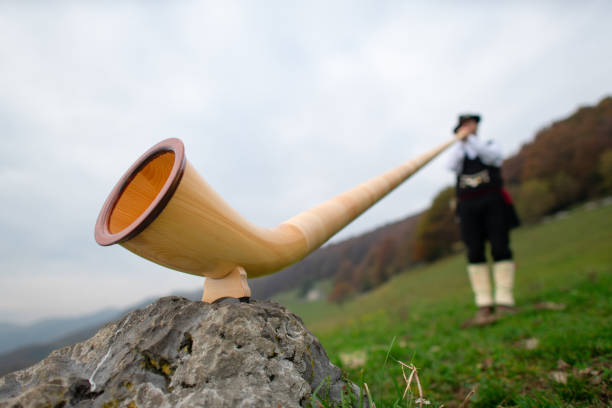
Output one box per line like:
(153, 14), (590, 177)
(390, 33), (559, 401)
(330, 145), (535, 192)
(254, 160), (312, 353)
(453, 114), (481, 133)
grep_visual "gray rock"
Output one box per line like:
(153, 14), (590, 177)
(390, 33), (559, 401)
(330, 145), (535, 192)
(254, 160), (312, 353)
(0, 297), (360, 407)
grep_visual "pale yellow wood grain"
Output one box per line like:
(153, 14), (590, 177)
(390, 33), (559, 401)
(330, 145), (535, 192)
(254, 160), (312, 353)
(116, 136), (462, 302)
(282, 138), (458, 252)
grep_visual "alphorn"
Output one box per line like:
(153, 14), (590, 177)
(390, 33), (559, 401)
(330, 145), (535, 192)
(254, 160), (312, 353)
(95, 136), (462, 303)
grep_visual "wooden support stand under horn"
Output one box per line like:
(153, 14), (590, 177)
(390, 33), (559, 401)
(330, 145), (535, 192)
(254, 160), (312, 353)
(95, 136), (462, 303)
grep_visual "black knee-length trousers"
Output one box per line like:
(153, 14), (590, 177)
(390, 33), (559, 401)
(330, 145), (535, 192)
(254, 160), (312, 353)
(458, 192), (513, 264)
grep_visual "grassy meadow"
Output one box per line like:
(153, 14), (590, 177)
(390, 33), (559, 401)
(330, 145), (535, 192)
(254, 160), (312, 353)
(273, 203), (612, 407)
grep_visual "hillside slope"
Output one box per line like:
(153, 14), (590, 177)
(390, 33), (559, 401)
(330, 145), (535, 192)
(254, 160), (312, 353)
(274, 201), (612, 406)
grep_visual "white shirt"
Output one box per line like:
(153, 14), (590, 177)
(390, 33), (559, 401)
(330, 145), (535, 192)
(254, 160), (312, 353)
(447, 135), (503, 174)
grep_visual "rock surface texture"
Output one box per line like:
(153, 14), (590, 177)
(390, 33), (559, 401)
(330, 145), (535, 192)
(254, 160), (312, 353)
(0, 297), (358, 407)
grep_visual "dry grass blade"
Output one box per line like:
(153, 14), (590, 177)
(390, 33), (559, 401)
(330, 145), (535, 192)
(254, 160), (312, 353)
(397, 360), (426, 407)
(400, 365), (411, 399)
(363, 382), (376, 408)
(413, 367), (424, 403)
(458, 387), (476, 408)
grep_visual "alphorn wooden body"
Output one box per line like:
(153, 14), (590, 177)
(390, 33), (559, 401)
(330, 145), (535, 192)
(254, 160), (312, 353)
(95, 136), (462, 302)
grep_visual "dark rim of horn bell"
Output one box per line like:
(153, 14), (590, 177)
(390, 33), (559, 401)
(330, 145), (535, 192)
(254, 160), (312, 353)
(94, 138), (187, 246)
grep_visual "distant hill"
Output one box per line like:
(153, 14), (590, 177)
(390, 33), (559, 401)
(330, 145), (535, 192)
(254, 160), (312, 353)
(0, 290), (201, 376)
(0, 308), (120, 355)
(0, 325), (103, 377)
(504, 96), (612, 188)
(503, 96), (612, 221)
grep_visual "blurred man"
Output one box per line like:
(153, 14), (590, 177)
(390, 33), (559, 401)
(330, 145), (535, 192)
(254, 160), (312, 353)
(447, 114), (519, 327)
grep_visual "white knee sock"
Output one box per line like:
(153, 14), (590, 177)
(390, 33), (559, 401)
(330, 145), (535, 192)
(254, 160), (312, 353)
(494, 261), (515, 306)
(467, 263), (493, 307)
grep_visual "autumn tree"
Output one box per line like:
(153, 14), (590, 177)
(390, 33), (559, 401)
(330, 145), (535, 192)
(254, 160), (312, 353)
(413, 186), (460, 262)
(516, 179), (556, 223)
(599, 149), (612, 194)
(550, 171), (581, 210)
(327, 281), (355, 303)
(502, 96), (612, 205)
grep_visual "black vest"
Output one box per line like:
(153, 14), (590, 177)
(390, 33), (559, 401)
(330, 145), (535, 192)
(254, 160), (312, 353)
(456, 156), (503, 197)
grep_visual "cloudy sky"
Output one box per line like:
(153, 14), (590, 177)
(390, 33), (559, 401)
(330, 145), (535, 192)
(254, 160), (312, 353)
(1, 1), (611, 323)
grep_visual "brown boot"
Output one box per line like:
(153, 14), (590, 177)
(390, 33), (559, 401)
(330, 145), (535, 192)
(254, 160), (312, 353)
(461, 306), (497, 328)
(495, 305), (519, 317)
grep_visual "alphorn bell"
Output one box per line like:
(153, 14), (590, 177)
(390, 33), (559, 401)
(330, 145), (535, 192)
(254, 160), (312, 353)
(95, 136), (463, 303)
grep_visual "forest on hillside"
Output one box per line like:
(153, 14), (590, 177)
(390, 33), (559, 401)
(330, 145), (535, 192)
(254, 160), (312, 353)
(250, 213), (421, 300)
(503, 96), (612, 221)
(255, 96), (612, 303)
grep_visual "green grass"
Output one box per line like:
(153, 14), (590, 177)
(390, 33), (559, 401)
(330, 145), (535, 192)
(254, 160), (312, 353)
(273, 203), (612, 407)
